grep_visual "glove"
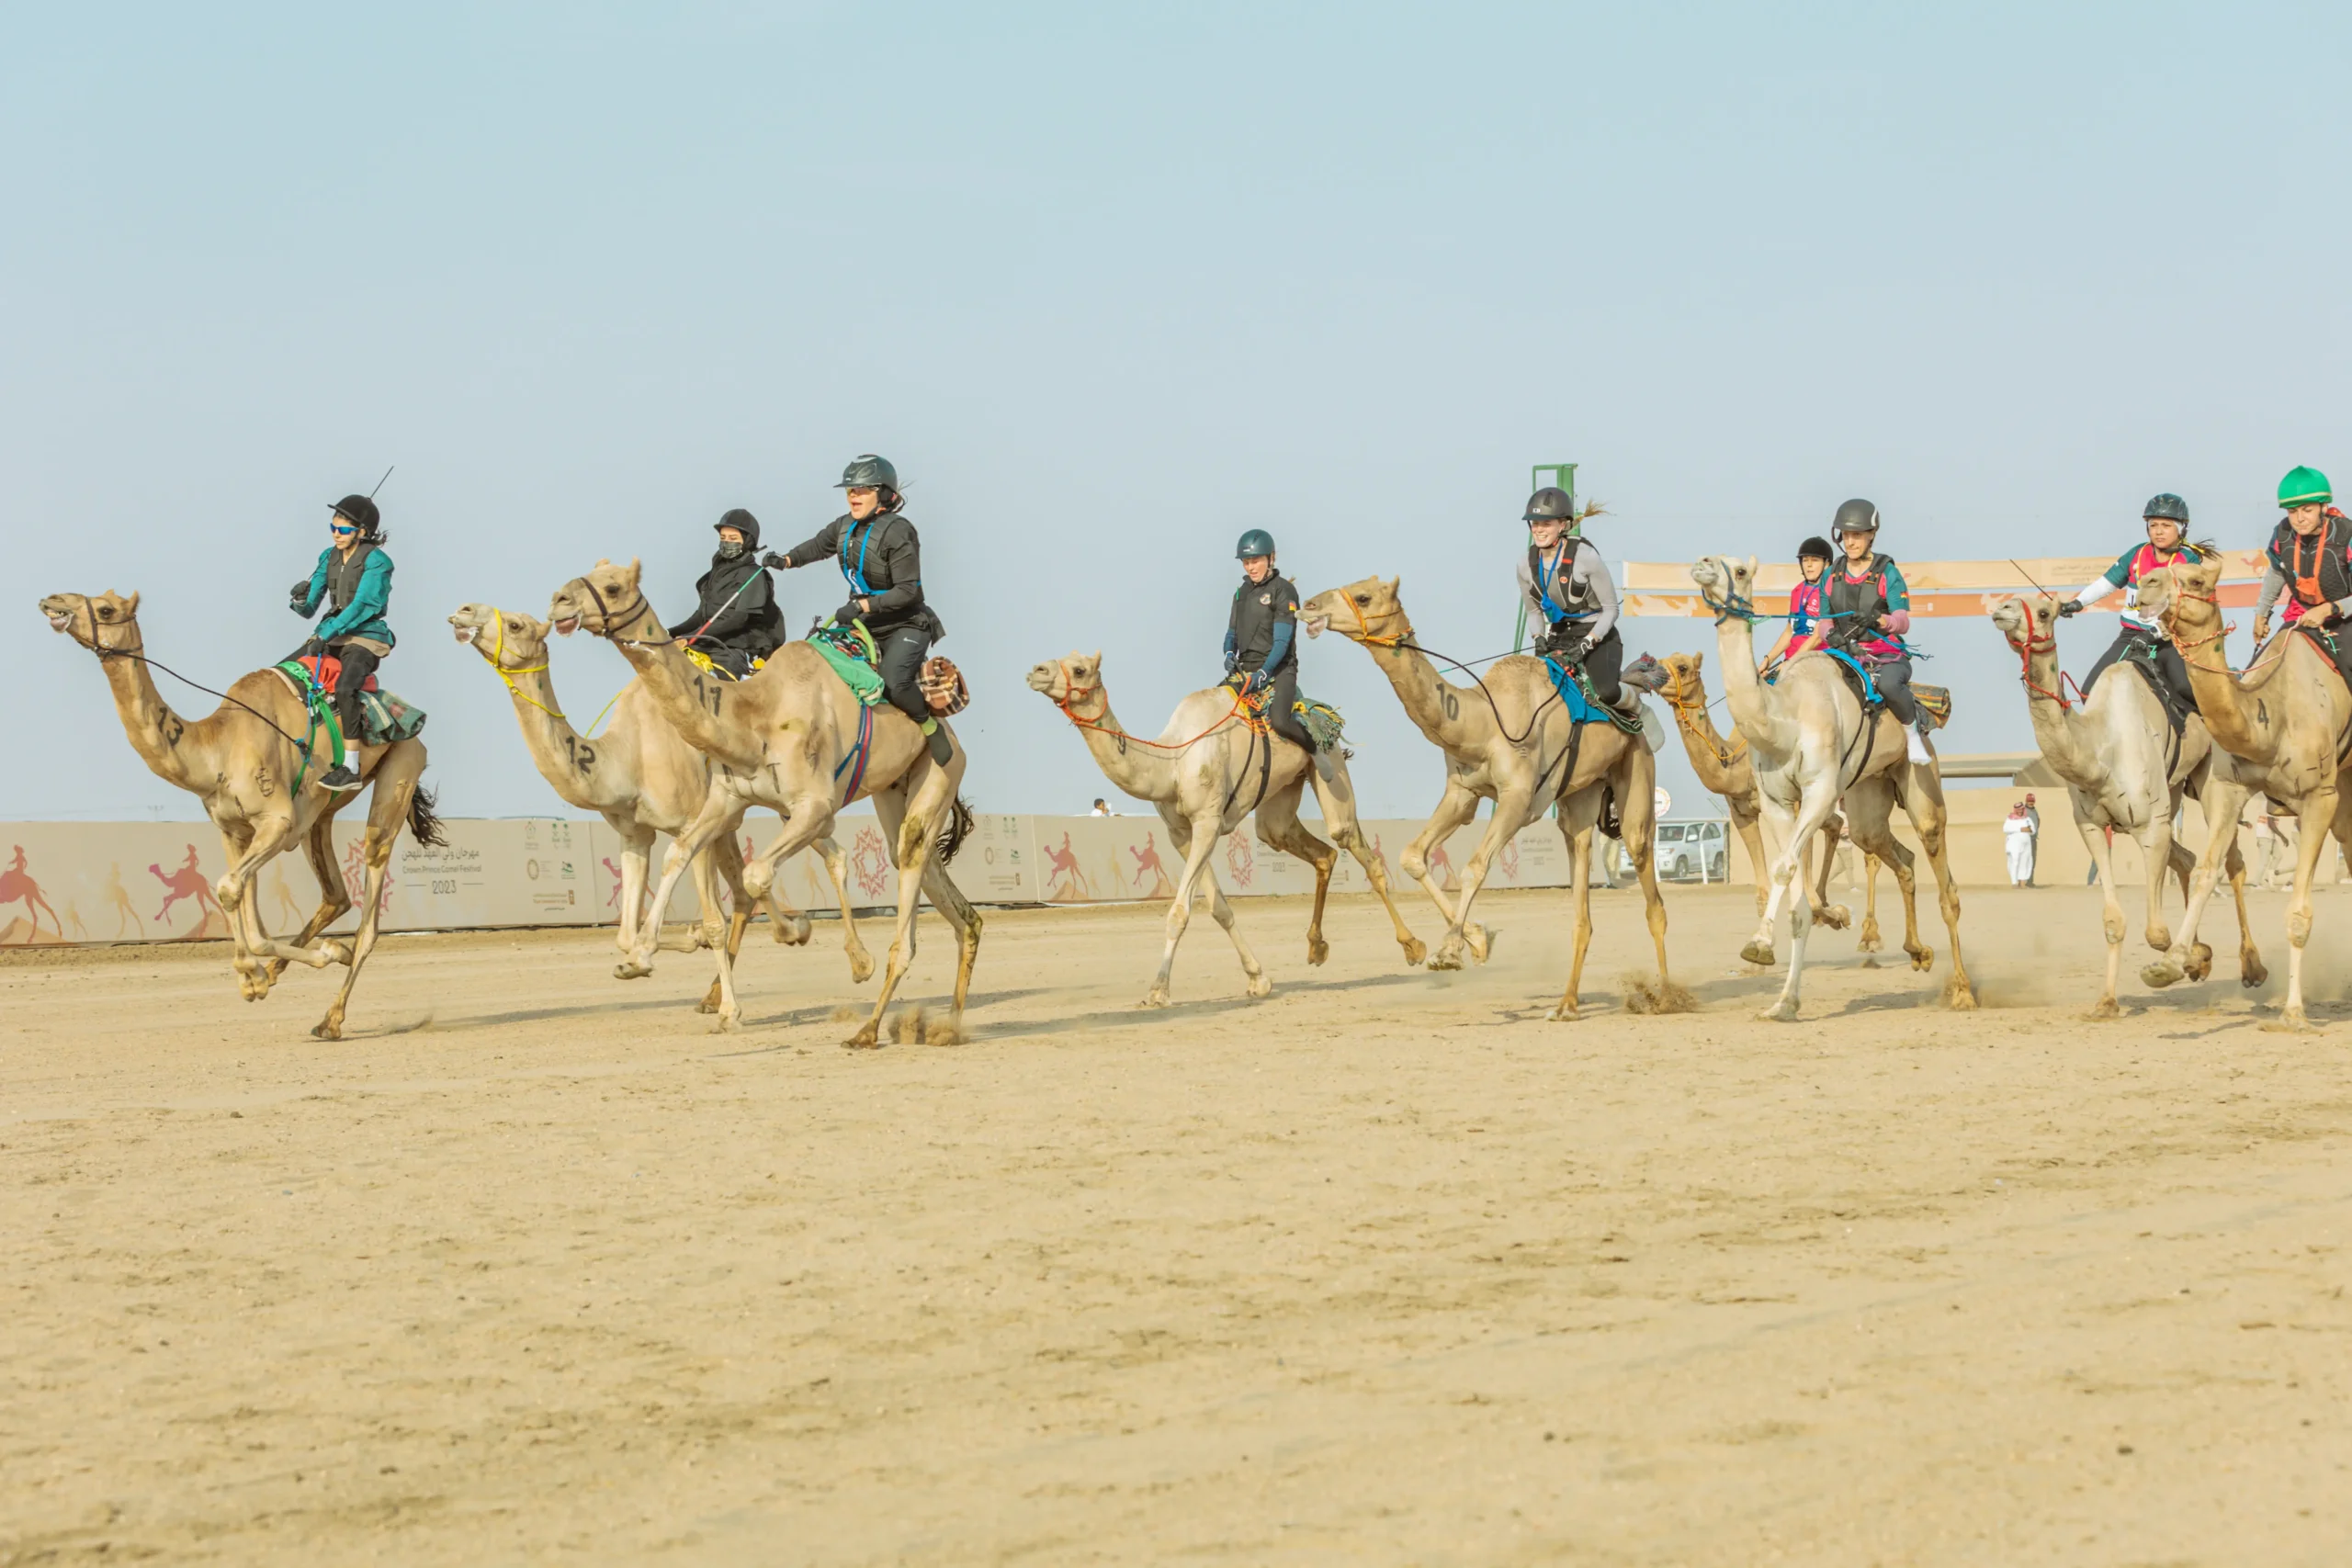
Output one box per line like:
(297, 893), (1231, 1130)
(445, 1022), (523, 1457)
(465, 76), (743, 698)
(2056, 599), (2083, 618)
(288, 581), (312, 614)
(1855, 606), (1884, 633)
(1551, 632), (1589, 665)
(761, 551), (789, 570)
(832, 604), (863, 626)
(1532, 623), (1562, 656)
(1246, 668), (1272, 694)
(299, 637), (327, 659)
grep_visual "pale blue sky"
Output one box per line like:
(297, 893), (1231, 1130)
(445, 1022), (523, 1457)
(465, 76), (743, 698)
(8, 2), (2349, 821)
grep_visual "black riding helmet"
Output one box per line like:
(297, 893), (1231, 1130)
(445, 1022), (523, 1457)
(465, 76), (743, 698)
(713, 507), (762, 555)
(330, 493), (381, 538)
(1798, 535), (1834, 561)
(1830, 499), (1880, 537)
(1524, 486), (1577, 522)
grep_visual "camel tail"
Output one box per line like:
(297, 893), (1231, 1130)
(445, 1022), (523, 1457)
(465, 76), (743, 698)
(935, 795), (976, 867)
(407, 783), (447, 848)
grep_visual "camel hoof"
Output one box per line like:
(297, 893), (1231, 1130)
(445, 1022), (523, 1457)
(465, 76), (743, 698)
(1399, 938), (1427, 966)
(2141, 961), (2186, 989)
(2086, 997), (2120, 1021)
(2260, 1007), (2317, 1034)
(844, 1023), (881, 1048)
(1944, 978), (1979, 1011)
(310, 1018), (343, 1041)
(614, 962), (653, 981)
(2186, 942), (2214, 981)
(1464, 923), (1492, 963)
(1307, 939), (1330, 967)
(1246, 975), (1273, 999)
(1138, 989), (1171, 1010)
(695, 996), (720, 1015)
(1816, 904), (1851, 931)
(1426, 945), (1465, 973)
(1907, 945), (1935, 973)
(1857, 923), (1883, 953)
(846, 953), (876, 984)
(1739, 940), (1776, 967)
(2242, 954), (2269, 987)
(321, 939), (354, 967)
(1548, 1004), (1579, 1022)
(1758, 999), (1801, 1022)
(775, 915), (813, 946)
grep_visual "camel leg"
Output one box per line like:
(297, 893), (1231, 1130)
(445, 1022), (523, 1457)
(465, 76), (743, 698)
(1401, 779), (1483, 939)
(1309, 757), (1426, 965)
(266, 814), (355, 986)
(1550, 790), (1601, 1020)
(1730, 799), (1770, 920)
(2140, 811), (2179, 959)
(1618, 745), (1675, 1005)
(1903, 765), (1975, 1008)
(1426, 783), (1532, 971)
(2149, 773), (2256, 988)
(690, 841), (744, 1015)
(210, 818), (275, 999)
(797, 836), (876, 983)
(1259, 775), (1336, 966)
(740, 819), (816, 949)
(845, 773), (963, 1047)
(311, 751), (425, 1041)
(2271, 785), (2340, 1032)
(1858, 854), (1883, 953)
(1750, 777), (1836, 1020)
(612, 822), (653, 963)
(1808, 816), (1850, 931)
(1142, 808), (1261, 1008)
(2080, 818), (2128, 1019)
(628, 787), (763, 1023)
(915, 853), (984, 1033)
(1171, 813), (1265, 996)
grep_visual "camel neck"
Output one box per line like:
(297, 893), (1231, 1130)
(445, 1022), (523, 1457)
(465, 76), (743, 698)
(1068, 691), (1180, 797)
(494, 658), (628, 811)
(1672, 695), (1744, 788)
(1713, 616), (1795, 761)
(1365, 638), (1477, 750)
(96, 640), (211, 793)
(2173, 609), (2272, 762)
(610, 609), (763, 771)
(2014, 637), (2098, 784)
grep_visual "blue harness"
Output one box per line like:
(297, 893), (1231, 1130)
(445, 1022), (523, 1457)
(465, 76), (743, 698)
(1825, 647), (1883, 705)
(840, 517), (916, 599)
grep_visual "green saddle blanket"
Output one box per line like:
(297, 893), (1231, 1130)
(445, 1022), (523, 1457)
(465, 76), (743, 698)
(1295, 694), (1347, 752)
(807, 621), (887, 708)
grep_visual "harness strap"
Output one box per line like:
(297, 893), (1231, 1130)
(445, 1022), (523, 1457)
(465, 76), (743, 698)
(480, 611), (563, 719)
(831, 702), (876, 800)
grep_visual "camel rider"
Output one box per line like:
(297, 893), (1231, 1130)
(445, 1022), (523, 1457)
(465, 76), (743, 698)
(2056, 493), (2203, 714)
(763, 455), (953, 765)
(1517, 486), (1623, 706)
(1223, 530), (1327, 775)
(1802, 498), (1931, 764)
(287, 493), (394, 793)
(667, 507), (784, 679)
(2254, 467), (2352, 682)
(1764, 535), (1834, 668)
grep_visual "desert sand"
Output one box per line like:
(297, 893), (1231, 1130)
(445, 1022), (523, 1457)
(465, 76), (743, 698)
(4, 884), (2347, 1564)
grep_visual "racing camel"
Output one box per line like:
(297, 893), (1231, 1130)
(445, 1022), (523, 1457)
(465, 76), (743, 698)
(40, 589), (440, 1039)
(1026, 650), (1423, 1005)
(1298, 577), (1677, 1020)
(547, 559), (978, 1043)
(2139, 551), (2351, 1030)
(1991, 592), (2264, 1015)
(1687, 556), (1974, 1020)
(450, 604), (873, 1010)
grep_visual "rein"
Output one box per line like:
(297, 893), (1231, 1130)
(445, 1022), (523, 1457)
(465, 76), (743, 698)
(1052, 679), (1252, 752)
(1999, 610), (2085, 712)
(1323, 595), (1562, 747)
(1662, 682), (1747, 768)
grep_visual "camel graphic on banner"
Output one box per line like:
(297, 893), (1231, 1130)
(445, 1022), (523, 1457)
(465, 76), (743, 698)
(1042, 831), (1092, 901)
(1, 845), (65, 943)
(1128, 832), (1175, 898)
(149, 846), (220, 931)
(102, 863), (145, 937)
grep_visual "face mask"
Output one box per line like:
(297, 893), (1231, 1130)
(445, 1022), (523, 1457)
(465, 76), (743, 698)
(718, 540), (746, 559)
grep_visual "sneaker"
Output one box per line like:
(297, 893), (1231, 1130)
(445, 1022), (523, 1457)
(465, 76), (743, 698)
(318, 764), (363, 793)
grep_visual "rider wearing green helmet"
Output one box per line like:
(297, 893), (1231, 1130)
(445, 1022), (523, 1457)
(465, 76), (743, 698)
(1223, 529), (1323, 772)
(2254, 467), (2352, 664)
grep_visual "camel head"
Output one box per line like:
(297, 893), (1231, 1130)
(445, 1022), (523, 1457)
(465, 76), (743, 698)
(1988, 593), (2060, 649)
(2136, 543), (2224, 638)
(1688, 555), (1758, 615)
(1026, 650), (1105, 713)
(40, 590), (141, 654)
(1620, 650), (1681, 701)
(1300, 577), (1405, 642)
(547, 558), (645, 638)
(449, 604), (552, 669)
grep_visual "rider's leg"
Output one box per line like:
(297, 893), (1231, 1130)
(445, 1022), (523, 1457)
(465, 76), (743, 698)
(322, 642), (380, 788)
(1262, 664), (1313, 751)
(2155, 639), (2199, 713)
(876, 625), (950, 763)
(1580, 628), (1624, 705)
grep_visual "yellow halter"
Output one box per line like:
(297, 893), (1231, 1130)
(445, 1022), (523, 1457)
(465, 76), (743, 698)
(479, 610), (565, 720)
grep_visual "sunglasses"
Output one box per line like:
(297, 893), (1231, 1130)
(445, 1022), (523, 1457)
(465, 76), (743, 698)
(330, 521), (358, 536)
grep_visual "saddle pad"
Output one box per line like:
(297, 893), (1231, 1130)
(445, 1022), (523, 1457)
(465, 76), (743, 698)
(269, 663), (425, 749)
(807, 621), (887, 708)
(1914, 682), (1952, 732)
(1543, 655), (1645, 735)
(287, 653), (377, 695)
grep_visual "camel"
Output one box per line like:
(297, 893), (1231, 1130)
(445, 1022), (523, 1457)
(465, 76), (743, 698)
(40, 590), (439, 1039)
(2137, 552), (2352, 1029)
(546, 559), (978, 1043)
(1686, 556), (1974, 1019)
(1297, 577), (1677, 1020)
(1990, 593), (2265, 1014)
(1025, 652), (1423, 1004)
(1625, 650), (1882, 947)
(1, 847), (62, 938)
(450, 604), (873, 1009)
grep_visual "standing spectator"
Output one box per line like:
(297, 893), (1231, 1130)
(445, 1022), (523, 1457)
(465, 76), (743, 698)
(1090, 798), (1114, 818)
(2021, 793), (2042, 886)
(2273, 810), (2301, 889)
(2004, 802), (2037, 887)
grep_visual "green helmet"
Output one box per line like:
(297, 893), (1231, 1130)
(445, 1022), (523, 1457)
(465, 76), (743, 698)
(2278, 466), (2332, 509)
(1235, 528), (1276, 560)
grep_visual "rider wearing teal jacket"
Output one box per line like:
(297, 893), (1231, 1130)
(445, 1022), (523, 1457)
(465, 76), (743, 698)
(288, 493), (396, 792)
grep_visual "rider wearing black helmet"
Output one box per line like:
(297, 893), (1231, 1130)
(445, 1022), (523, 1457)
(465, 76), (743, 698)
(764, 455), (952, 764)
(1223, 528), (1323, 772)
(1798, 499), (1930, 763)
(668, 507), (785, 679)
(1764, 535), (1836, 669)
(287, 492), (396, 793)
(2056, 493), (2203, 714)
(1516, 486), (1623, 705)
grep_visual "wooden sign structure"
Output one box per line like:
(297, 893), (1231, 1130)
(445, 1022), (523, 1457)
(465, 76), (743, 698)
(1616, 550), (2266, 618)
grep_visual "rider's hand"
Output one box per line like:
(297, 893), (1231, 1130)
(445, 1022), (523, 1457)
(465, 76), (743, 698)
(1553, 634), (1589, 665)
(832, 604), (862, 626)
(288, 581), (311, 613)
(2255, 615), (2273, 642)
(2056, 599), (2083, 617)
(760, 550), (790, 571)
(299, 637), (326, 659)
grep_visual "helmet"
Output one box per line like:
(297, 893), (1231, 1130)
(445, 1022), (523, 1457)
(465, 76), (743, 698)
(1830, 498), (1881, 537)
(837, 454), (899, 491)
(714, 507), (762, 550)
(1235, 528), (1276, 560)
(1523, 486), (1577, 522)
(329, 494), (380, 536)
(2142, 493), (2189, 525)
(2279, 466), (2332, 508)
(1797, 535), (1833, 560)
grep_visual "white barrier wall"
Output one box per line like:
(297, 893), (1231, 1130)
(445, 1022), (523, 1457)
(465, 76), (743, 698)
(0, 813), (1584, 945)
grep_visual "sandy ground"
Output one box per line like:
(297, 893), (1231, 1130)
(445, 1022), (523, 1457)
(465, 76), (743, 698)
(4, 881), (2349, 1566)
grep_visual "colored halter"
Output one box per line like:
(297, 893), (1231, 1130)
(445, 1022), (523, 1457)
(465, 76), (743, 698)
(472, 609), (564, 720)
